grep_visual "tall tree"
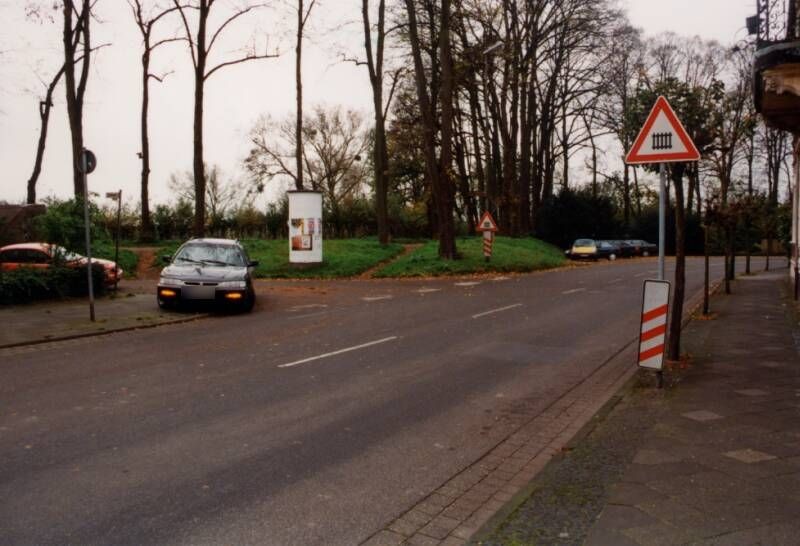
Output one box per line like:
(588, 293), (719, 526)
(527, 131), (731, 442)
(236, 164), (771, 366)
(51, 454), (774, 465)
(26, 64), (66, 204)
(403, 0), (457, 258)
(62, 0), (92, 197)
(174, 0), (277, 237)
(130, 0), (182, 241)
(294, 0), (317, 191)
(361, 0), (391, 244)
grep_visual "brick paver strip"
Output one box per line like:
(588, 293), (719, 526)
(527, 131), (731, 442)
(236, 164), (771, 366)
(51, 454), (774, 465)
(359, 333), (640, 545)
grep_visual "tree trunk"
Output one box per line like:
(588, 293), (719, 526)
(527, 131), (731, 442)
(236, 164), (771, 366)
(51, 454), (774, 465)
(140, 46), (154, 241)
(27, 67), (65, 204)
(192, 2), (208, 237)
(63, 0), (90, 197)
(403, 0), (456, 259)
(363, 0), (389, 245)
(295, 0), (305, 191)
(668, 164), (687, 361)
(435, 0), (457, 258)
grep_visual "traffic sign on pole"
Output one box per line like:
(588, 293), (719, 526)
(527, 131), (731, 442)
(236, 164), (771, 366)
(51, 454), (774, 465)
(477, 211), (498, 261)
(625, 96), (700, 165)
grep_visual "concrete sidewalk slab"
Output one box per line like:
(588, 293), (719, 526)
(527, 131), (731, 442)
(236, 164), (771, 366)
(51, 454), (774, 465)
(0, 291), (205, 348)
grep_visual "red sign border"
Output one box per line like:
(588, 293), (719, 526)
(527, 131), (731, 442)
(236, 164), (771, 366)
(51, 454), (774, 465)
(476, 211), (498, 233)
(625, 96), (700, 164)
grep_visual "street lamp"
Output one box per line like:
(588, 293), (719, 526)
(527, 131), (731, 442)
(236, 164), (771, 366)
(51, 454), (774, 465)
(106, 190), (122, 291)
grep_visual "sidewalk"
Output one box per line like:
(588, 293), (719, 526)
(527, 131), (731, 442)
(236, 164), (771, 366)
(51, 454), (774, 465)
(476, 269), (800, 545)
(0, 288), (205, 348)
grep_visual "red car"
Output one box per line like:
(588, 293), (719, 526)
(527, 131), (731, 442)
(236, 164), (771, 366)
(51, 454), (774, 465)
(0, 243), (123, 286)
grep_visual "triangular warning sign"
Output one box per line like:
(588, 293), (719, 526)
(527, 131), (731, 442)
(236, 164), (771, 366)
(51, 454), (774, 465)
(477, 211), (498, 232)
(625, 96), (700, 164)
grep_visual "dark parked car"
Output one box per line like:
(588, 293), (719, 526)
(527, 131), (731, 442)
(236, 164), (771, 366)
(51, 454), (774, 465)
(604, 240), (636, 258)
(157, 238), (257, 312)
(567, 239), (619, 261)
(625, 239), (658, 257)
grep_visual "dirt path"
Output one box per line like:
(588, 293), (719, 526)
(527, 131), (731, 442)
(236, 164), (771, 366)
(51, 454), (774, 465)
(126, 247), (161, 280)
(357, 243), (421, 279)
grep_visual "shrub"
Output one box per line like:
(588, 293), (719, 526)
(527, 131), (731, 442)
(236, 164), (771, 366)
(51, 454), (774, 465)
(0, 265), (106, 305)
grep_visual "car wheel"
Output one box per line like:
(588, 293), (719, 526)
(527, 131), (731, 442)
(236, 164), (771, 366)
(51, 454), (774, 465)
(158, 297), (177, 311)
(608, 253), (617, 261)
(242, 292), (255, 313)
(643, 251), (650, 257)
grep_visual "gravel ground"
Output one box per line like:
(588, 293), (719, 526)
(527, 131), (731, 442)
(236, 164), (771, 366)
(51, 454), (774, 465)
(473, 378), (668, 546)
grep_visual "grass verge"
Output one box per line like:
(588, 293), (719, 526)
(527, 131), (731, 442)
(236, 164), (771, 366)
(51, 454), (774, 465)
(153, 238), (405, 279)
(372, 236), (565, 278)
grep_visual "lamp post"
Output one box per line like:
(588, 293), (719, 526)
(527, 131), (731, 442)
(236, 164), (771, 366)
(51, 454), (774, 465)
(106, 190), (122, 291)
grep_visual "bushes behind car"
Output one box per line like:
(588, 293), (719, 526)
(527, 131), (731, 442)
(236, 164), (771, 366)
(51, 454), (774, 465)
(0, 265), (107, 305)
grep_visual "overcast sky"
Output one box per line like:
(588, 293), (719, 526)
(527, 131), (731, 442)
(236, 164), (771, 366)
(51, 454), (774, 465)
(0, 0), (755, 208)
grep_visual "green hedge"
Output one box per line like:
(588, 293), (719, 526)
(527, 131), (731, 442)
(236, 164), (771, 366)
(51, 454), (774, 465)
(0, 266), (107, 305)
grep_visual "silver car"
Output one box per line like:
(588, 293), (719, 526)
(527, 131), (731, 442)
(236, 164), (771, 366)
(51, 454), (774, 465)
(157, 238), (258, 311)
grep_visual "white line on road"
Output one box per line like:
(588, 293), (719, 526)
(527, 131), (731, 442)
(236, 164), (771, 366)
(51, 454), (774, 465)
(362, 295), (393, 302)
(562, 288), (586, 295)
(471, 303), (523, 319)
(455, 282), (481, 287)
(492, 276), (510, 282)
(290, 304), (328, 311)
(278, 337), (399, 368)
(287, 311), (328, 320)
(609, 278), (623, 284)
(634, 272), (648, 278)
(416, 288), (442, 294)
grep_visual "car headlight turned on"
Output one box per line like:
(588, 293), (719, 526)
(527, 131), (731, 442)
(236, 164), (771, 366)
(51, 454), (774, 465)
(217, 280), (246, 289)
(159, 277), (183, 287)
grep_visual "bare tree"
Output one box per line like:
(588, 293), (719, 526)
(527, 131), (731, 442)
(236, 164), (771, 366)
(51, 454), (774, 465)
(246, 105), (370, 209)
(403, 0), (457, 259)
(129, 0), (182, 241)
(62, 0), (93, 197)
(168, 164), (240, 233)
(173, 0), (277, 237)
(294, 0), (317, 191)
(26, 64), (66, 204)
(361, 0), (391, 244)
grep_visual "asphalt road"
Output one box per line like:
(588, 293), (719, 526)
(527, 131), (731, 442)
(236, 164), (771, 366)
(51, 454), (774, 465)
(0, 257), (753, 545)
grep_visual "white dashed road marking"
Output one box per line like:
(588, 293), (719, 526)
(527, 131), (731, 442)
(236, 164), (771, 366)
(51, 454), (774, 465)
(278, 337), (399, 368)
(562, 288), (586, 295)
(362, 296), (393, 302)
(416, 288), (442, 294)
(288, 311), (328, 320)
(454, 282), (481, 287)
(471, 303), (523, 319)
(290, 304), (328, 311)
(609, 278), (623, 284)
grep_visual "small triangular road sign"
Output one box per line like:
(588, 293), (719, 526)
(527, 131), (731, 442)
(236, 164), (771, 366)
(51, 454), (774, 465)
(477, 211), (498, 232)
(626, 96), (700, 164)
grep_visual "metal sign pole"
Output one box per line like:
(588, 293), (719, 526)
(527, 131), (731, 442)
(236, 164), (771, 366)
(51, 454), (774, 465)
(659, 162), (666, 282)
(81, 151), (95, 322)
(115, 190), (121, 291)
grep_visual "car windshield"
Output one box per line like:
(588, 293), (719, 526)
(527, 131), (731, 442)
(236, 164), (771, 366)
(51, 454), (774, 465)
(52, 246), (83, 261)
(574, 239), (595, 246)
(174, 244), (245, 266)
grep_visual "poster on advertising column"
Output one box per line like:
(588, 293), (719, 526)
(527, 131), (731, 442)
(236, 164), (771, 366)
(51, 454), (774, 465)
(287, 191), (323, 264)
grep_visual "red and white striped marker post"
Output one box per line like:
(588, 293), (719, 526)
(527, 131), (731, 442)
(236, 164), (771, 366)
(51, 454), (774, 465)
(638, 280), (671, 372)
(482, 231), (494, 259)
(477, 211), (498, 262)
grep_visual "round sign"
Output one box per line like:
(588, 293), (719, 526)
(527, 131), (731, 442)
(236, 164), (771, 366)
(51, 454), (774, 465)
(78, 149), (97, 174)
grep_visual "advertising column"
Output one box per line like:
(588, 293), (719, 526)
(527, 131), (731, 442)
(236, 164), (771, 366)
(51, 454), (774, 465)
(287, 190), (323, 264)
